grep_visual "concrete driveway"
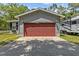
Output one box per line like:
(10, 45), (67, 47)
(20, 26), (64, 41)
(0, 37), (79, 56)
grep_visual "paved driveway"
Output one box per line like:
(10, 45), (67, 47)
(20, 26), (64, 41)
(0, 37), (79, 56)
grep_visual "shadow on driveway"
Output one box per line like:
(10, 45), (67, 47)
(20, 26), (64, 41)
(0, 39), (79, 56)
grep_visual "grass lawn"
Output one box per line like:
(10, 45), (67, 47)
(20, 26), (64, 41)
(0, 33), (19, 46)
(60, 34), (79, 44)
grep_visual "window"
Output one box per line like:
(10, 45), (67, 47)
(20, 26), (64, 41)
(62, 24), (64, 26)
(16, 22), (18, 30)
(72, 21), (76, 24)
(12, 22), (16, 30)
(10, 23), (12, 30)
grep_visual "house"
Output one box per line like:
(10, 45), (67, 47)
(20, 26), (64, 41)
(61, 15), (79, 34)
(9, 9), (64, 36)
(8, 20), (19, 33)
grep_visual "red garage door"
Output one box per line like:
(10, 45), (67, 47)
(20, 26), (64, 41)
(24, 23), (56, 36)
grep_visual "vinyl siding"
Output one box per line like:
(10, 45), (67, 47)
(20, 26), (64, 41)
(18, 11), (60, 36)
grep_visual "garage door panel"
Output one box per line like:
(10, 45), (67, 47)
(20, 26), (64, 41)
(24, 23), (55, 36)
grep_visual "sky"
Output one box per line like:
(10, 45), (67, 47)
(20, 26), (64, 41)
(21, 3), (68, 9)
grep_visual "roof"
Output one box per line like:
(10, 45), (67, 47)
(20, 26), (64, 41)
(30, 18), (54, 23)
(63, 15), (79, 22)
(7, 20), (19, 22)
(71, 16), (79, 21)
(15, 9), (65, 18)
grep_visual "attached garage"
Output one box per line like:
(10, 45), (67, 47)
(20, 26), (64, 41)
(15, 9), (64, 36)
(24, 23), (55, 36)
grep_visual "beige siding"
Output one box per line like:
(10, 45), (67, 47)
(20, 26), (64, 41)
(18, 20), (24, 36)
(20, 11), (59, 23)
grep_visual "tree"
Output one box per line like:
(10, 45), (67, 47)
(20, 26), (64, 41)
(57, 5), (66, 14)
(48, 4), (57, 11)
(3, 3), (29, 20)
(68, 3), (79, 8)
(0, 3), (29, 30)
(68, 3), (79, 16)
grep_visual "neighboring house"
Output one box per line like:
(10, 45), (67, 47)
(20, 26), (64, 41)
(8, 20), (19, 33)
(61, 15), (79, 34)
(8, 9), (64, 36)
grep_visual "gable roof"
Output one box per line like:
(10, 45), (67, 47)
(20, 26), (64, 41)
(15, 9), (65, 18)
(30, 18), (54, 23)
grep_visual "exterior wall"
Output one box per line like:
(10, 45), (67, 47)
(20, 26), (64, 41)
(70, 19), (79, 31)
(18, 20), (24, 36)
(56, 22), (61, 36)
(77, 19), (79, 31)
(10, 22), (18, 34)
(62, 19), (79, 33)
(18, 11), (60, 36)
(71, 24), (78, 31)
(12, 22), (16, 30)
(69, 19), (79, 33)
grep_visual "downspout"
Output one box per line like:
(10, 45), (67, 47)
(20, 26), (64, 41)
(18, 17), (20, 34)
(59, 16), (65, 35)
(59, 17), (61, 36)
(70, 16), (72, 31)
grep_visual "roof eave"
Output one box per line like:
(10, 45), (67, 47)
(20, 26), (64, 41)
(15, 9), (65, 18)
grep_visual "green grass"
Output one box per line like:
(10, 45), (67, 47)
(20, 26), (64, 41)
(0, 33), (19, 46)
(60, 34), (79, 44)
